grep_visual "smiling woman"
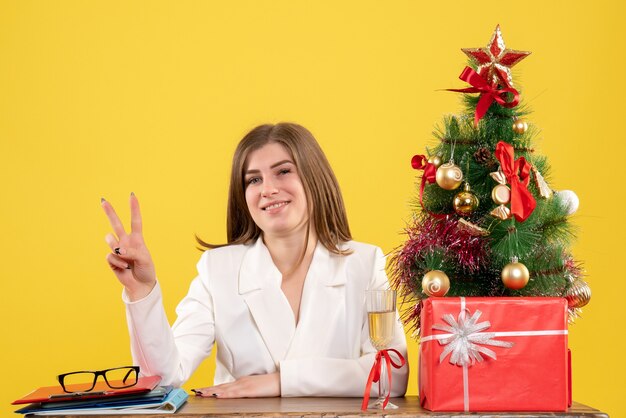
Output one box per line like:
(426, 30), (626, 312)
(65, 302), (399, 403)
(101, 122), (408, 399)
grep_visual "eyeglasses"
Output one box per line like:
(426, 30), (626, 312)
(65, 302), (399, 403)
(57, 366), (140, 393)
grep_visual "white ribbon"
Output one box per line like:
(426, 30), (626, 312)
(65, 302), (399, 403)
(421, 298), (514, 366)
(420, 297), (568, 411)
(432, 307), (514, 366)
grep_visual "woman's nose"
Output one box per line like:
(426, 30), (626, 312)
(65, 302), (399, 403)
(261, 179), (278, 197)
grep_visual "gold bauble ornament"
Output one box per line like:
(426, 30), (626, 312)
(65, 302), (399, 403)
(566, 279), (591, 309)
(512, 119), (528, 134)
(435, 162), (463, 190)
(453, 183), (479, 216)
(428, 155), (443, 168)
(501, 257), (530, 290)
(422, 270), (450, 297)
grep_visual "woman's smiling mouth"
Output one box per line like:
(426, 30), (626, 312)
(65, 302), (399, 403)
(262, 201), (290, 211)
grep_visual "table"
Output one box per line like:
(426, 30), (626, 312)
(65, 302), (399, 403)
(42, 396), (609, 417)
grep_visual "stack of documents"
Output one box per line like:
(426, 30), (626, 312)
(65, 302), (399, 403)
(12, 376), (188, 415)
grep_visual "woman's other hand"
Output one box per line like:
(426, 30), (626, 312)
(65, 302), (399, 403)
(101, 193), (156, 301)
(192, 373), (281, 398)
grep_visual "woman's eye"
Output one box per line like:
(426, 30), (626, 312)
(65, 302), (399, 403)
(278, 168), (291, 175)
(247, 177), (261, 185)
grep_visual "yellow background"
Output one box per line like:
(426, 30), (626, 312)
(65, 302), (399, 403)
(1, 1), (623, 416)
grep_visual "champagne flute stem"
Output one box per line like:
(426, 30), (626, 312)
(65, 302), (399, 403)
(380, 353), (387, 401)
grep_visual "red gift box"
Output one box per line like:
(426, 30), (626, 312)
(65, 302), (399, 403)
(419, 297), (571, 412)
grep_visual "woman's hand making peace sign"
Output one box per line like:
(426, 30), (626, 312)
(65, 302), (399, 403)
(101, 193), (157, 301)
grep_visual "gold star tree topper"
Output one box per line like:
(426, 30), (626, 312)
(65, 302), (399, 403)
(462, 25), (531, 87)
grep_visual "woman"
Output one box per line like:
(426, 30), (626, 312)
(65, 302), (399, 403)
(101, 123), (408, 398)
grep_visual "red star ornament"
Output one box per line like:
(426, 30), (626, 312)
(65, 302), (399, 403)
(461, 25), (531, 87)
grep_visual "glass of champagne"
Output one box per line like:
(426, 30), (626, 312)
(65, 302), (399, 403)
(366, 289), (398, 409)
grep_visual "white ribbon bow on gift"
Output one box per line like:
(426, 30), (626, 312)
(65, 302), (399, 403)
(432, 309), (514, 367)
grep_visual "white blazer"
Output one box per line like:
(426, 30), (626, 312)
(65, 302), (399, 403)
(124, 238), (408, 397)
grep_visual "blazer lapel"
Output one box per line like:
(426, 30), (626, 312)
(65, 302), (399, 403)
(289, 243), (348, 356)
(239, 238), (296, 367)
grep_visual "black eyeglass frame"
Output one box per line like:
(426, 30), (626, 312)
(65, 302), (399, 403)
(57, 366), (140, 393)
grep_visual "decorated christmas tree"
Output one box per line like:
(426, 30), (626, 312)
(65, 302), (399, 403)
(390, 25), (591, 336)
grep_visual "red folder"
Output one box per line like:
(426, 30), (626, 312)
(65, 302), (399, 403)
(12, 375), (161, 405)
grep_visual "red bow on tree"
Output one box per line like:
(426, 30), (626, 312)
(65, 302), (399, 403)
(361, 348), (406, 411)
(411, 154), (437, 201)
(448, 66), (520, 127)
(411, 155), (447, 219)
(495, 141), (536, 222)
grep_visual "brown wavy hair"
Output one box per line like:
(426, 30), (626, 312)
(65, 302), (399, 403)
(197, 122), (352, 255)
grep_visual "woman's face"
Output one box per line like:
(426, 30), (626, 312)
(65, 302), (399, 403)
(244, 142), (309, 239)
